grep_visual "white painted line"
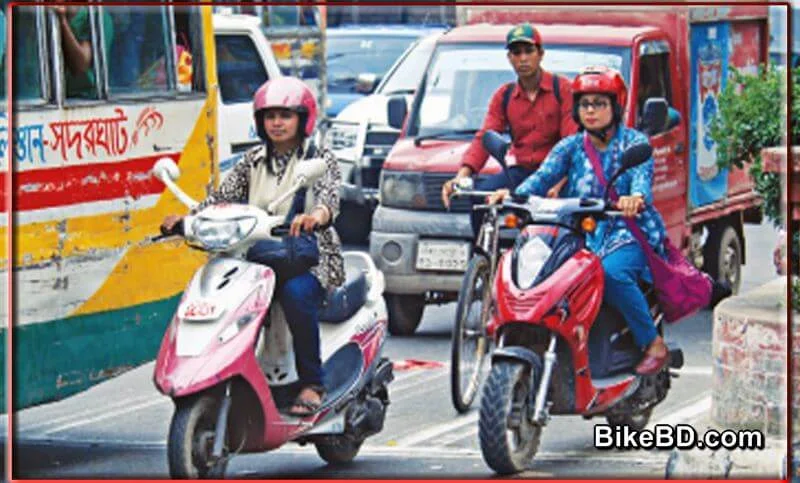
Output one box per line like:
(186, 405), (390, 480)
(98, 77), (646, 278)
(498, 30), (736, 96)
(19, 395), (156, 433)
(42, 398), (171, 435)
(674, 366), (713, 376)
(652, 395), (712, 427)
(389, 369), (448, 394)
(394, 411), (479, 447)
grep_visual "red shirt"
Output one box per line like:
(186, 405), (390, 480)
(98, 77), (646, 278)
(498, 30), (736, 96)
(461, 70), (579, 173)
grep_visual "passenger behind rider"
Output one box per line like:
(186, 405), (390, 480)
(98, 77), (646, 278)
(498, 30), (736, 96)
(487, 66), (671, 376)
(441, 22), (579, 237)
(161, 77), (345, 416)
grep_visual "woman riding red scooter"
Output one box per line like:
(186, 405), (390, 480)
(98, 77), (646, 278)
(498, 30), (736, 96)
(490, 66), (670, 375)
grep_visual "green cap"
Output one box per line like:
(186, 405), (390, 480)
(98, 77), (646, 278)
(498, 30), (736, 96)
(506, 23), (542, 48)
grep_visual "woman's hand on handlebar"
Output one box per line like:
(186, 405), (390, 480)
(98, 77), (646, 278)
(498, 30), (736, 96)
(616, 195), (645, 218)
(290, 209), (327, 237)
(160, 215), (183, 236)
(487, 188), (511, 206)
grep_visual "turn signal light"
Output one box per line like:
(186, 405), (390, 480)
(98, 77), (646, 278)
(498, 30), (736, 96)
(504, 214), (520, 229)
(581, 216), (597, 233)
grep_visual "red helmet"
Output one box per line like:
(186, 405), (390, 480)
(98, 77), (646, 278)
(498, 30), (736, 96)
(253, 77), (318, 140)
(572, 66), (627, 107)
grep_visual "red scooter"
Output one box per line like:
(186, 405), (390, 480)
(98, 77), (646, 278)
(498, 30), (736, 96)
(476, 131), (684, 475)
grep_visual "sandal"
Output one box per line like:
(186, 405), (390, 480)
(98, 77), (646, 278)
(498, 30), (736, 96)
(288, 385), (326, 417)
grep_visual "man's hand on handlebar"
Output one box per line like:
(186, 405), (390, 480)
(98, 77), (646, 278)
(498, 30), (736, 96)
(487, 188), (511, 206)
(441, 166), (474, 208)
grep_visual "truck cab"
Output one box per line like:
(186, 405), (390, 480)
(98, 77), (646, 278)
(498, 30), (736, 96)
(373, 8), (767, 335)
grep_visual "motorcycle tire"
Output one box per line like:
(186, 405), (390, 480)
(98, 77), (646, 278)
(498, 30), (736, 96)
(315, 436), (363, 464)
(479, 360), (543, 475)
(450, 254), (492, 413)
(385, 293), (425, 336)
(167, 394), (229, 479)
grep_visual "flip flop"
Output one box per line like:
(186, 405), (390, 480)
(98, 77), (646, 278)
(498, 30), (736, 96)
(288, 385), (326, 417)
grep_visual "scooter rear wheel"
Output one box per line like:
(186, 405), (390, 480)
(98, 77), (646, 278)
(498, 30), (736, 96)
(168, 395), (228, 479)
(450, 254), (492, 413)
(315, 436), (363, 464)
(479, 360), (542, 475)
(605, 408), (653, 432)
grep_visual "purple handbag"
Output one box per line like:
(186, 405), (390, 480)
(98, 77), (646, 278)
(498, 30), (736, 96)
(583, 134), (712, 323)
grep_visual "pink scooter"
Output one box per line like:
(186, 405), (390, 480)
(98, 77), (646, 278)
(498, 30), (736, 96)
(151, 157), (393, 478)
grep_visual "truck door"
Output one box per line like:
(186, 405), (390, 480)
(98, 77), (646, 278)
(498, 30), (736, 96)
(632, 39), (687, 245)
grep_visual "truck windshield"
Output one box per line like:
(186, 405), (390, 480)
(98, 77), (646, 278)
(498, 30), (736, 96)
(327, 34), (419, 92)
(412, 43), (630, 137)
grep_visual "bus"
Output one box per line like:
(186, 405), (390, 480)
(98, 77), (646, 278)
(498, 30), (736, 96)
(3, 4), (219, 412)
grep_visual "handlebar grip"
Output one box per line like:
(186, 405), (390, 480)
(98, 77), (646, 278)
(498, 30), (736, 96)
(159, 218), (184, 237)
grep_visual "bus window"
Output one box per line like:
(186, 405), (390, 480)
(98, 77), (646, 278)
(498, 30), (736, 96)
(3, 6), (47, 103)
(105, 6), (171, 95)
(50, 6), (111, 100)
(215, 34), (268, 104)
(175, 5), (206, 93)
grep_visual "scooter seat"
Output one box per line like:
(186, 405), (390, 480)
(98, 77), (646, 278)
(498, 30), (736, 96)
(319, 270), (368, 324)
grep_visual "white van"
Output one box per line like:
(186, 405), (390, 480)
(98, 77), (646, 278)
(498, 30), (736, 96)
(213, 13), (283, 180)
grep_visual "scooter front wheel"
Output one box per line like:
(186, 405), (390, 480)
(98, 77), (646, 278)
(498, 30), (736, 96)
(450, 254), (492, 413)
(167, 395), (228, 479)
(479, 360), (542, 475)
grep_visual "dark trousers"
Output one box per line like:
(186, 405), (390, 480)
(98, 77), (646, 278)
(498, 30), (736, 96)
(246, 241), (325, 386)
(469, 166), (534, 239)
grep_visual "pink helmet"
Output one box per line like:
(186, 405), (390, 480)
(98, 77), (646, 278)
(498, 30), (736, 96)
(252, 77), (318, 140)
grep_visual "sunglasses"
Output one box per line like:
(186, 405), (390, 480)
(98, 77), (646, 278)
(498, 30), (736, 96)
(578, 99), (611, 110)
(509, 45), (536, 56)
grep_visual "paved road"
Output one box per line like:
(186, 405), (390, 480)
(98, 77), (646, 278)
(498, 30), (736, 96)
(6, 221), (781, 479)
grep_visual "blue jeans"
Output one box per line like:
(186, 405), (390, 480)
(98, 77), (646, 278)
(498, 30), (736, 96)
(601, 243), (657, 349)
(247, 242), (325, 386)
(469, 166), (534, 239)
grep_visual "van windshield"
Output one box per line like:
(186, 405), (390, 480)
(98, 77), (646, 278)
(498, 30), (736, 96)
(412, 43), (630, 137)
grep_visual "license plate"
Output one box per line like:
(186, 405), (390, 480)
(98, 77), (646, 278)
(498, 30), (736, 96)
(179, 298), (224, 321)
(415, 240), (470, 272)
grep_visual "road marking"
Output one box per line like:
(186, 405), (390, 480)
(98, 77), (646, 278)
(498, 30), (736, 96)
(652, 395), (711, 427)
(389, 368), (448, 394)
(42, 398), (171, 435)
(393, 411), (479, 447)
(17, 395), (157, 433)
(674, 366), (713, 376)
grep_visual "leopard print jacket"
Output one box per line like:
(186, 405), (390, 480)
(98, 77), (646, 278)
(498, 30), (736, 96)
(194, 144), (345, 291)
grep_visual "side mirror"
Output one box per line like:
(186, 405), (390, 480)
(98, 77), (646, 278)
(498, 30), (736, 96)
(355, 72), (378, 94)
(153, 157), (180, 182)
(293, 158), (327, 187)
(620, 143), (653, 170)
(604, 143), (652, 200)
(387, 96), (408, 130)
(639, 97), (669, 136)
(481, 130), (510, 168)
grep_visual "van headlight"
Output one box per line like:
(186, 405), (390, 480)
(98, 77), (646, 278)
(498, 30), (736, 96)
(515, 236), (552, 289)
(379, 171), (426, 209)
(326, 124), (359, 151)
(191, 217), (257, 251)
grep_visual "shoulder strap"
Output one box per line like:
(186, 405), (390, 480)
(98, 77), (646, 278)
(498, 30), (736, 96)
(552, 74), (561, 104)
(502, 82), (515, 142)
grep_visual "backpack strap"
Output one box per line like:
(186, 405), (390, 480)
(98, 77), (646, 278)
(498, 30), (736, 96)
(502, 82), (515, 142)
(552, 74), (561, 104)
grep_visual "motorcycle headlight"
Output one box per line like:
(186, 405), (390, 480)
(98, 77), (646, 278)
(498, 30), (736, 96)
(191, 216), (257, 251)
(379, 171), (426, 209)
(515, 237), (552, 289)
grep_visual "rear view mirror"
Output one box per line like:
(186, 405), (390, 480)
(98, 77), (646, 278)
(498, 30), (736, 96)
(387, 96), (407, 130)
(153, 157), (180, 182)
(620, 143), (653, 171)
(293, 158), (327, 187)
(356, 73), (378, 94)
(639, 98), (669, 136)
(481, 130), (510, 168)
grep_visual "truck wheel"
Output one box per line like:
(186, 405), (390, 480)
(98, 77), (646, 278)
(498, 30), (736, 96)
(334, 201), (373, 245)
(703, 225), (742, 295)
(385, 294), (425, 336)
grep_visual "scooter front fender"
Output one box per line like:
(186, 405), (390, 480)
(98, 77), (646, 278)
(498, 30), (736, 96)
(491, 346), (543, 371)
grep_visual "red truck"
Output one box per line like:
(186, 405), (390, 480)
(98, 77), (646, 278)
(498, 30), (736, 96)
(372, 6), (768, 335)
